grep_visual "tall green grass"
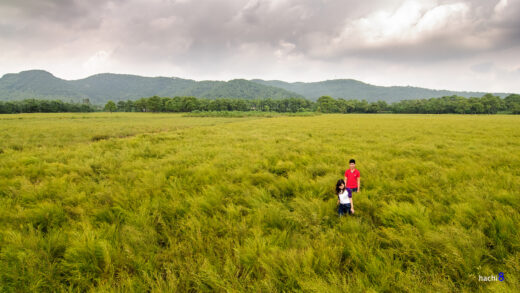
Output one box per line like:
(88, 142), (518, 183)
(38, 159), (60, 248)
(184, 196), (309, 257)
(0, 113), (518, 292)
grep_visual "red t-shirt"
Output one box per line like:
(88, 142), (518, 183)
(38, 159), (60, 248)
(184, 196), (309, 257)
(345, 169), (360, 188)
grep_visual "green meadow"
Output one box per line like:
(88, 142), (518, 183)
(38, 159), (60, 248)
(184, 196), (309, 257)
(0, 113), (519, 292)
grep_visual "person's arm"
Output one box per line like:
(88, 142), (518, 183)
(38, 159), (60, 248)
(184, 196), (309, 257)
(357, 177), (361, 193)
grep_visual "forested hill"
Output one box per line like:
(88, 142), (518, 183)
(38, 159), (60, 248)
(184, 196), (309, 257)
(251, 79), (510, 103)
(0, 70), (303, 104)
(0, 70), (511, 104)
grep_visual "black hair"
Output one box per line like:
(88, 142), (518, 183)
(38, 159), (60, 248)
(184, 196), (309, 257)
(336, 179), (345, 195)
(349, 159), (356, 164)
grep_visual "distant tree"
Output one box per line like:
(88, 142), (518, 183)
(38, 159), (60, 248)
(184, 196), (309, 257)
(198, 98), (210, 111)
(454, 97), (469, 114)
(146, 96), (162, 112)
(80, 104), (94, 112)
(117, 101), (126, 112)
(134, 98), (147, 112)
(504, 94), (520, 107)
(367, 102), (380, 113)
(481, 93), (503, 114)
(181, 97), (199, 112)
(125, 100), (135, 112)
(104, 100), (117, 113)
(335, 98), (347, 113)
(377, 100), (388, 112)
(165, 97), (182, 112)
(353, 100), (369, 113)
(504, 94), (520, 114)
(468, 98), (484, 114)
(316, 96), (336, 113)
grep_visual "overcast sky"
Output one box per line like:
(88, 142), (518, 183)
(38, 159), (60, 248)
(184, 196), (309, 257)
(1, 0), (519, 92)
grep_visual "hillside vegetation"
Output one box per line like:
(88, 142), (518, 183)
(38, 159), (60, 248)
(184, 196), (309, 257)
(0, 113), (518, 292)
(0, 71), (302, 104)
(252, 79), (511, 102)
(0, 70), (512, 104)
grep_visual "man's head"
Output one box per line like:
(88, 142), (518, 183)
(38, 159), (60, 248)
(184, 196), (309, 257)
(349, 159), (356, 169)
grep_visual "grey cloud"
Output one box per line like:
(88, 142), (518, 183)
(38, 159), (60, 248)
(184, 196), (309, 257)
(3, 0), (520, 54)
(0, 0), (519, 92)
(3, 0), (514, 61)
(307, 0), (520, 62)
(471, 62), (493, 73)
(0, 0), (110, 27)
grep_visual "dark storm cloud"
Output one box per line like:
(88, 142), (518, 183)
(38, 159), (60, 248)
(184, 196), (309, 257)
(0, 0), (519, 92)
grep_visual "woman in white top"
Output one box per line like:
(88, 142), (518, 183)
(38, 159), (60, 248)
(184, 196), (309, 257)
(336, 179), (354, 216)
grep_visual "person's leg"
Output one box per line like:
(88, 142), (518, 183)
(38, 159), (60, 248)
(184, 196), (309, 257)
(338, 204), (347, 216)
(346, 203), (352, 215)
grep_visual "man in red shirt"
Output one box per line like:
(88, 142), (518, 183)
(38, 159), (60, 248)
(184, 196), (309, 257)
(344, 159), (361, 194)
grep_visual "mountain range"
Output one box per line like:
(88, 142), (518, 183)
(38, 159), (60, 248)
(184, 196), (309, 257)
(0, 70), (511, 104)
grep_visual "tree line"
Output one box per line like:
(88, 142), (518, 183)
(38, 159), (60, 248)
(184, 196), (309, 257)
(390, 94), (520, 114)
(105, 96), (391, 113)
(104, 96), (314, 113)
(1, 94), (519, 114)
(0, 99), (97, 114)
(105, 94), (520, 114)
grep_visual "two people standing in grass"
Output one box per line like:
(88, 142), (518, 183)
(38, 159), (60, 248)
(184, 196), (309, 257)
(336, 159), (361, 216)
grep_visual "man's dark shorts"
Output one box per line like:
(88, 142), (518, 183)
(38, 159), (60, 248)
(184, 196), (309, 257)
(350, 188), (358, 192)
(338, 203), (352, 216)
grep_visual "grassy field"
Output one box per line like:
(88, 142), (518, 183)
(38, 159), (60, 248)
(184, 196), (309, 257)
(0, 113), (519, 292)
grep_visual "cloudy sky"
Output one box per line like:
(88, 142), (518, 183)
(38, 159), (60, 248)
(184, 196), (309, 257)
(1, 0), (519, 92)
